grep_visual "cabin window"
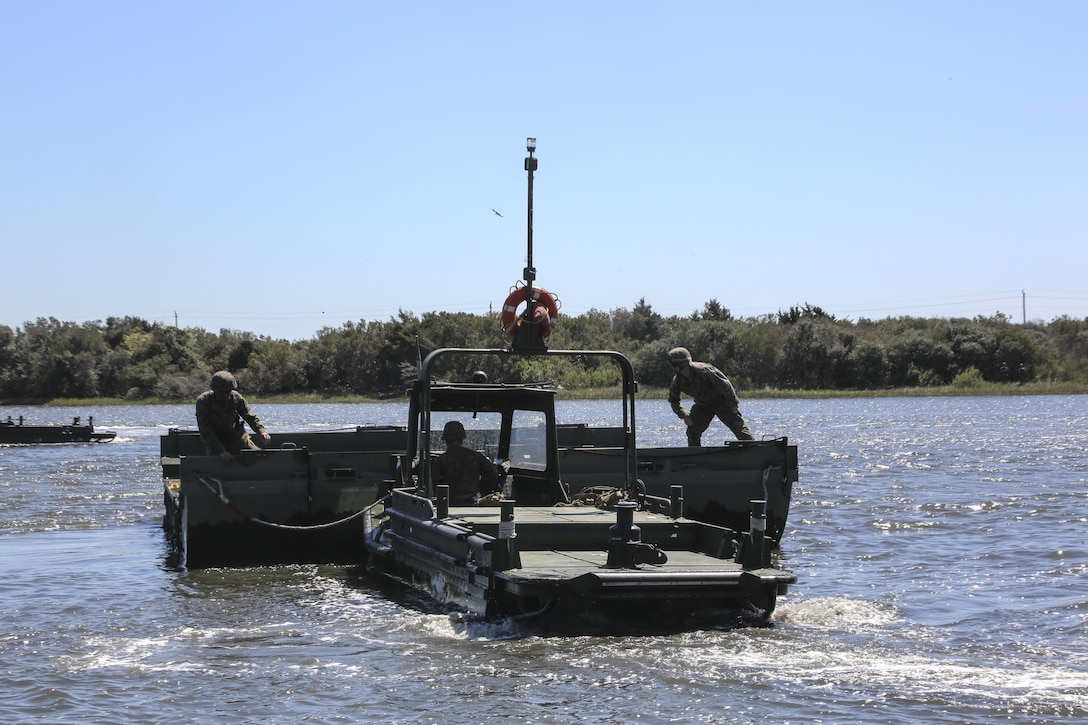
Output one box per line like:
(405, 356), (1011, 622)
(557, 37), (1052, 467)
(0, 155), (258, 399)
(430, 413), (502, 459)
(510, 410), (547, 471)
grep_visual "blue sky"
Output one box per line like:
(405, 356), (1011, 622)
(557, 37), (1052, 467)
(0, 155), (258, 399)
(3, 2), (1085, 341)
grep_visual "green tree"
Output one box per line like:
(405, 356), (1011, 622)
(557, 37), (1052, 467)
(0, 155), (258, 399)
(6, 318), (107, 398)
(612, 298), (662, 344)
(731, 319), (781, 389)
(696, 299), (733, 322)
(778, 318), (833, 389)
(243, 339), (310, 394)
(850, 339), (889, 389)
(887, 332), (955, 386)
(0, 325), (16, 397)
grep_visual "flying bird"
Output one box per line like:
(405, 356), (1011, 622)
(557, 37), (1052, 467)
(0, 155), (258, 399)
(492, 209), (503, 217)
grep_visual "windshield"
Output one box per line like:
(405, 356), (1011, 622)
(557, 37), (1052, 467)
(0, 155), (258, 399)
(509, 409), (547, 471)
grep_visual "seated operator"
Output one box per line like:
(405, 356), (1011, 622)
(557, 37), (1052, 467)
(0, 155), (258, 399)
(432, 420), (508, 505)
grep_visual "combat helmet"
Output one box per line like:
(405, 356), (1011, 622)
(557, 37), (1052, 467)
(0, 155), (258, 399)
(442, 420), (466, 442)
(210, 370), (238, 392)
(667, 347), (692, 365)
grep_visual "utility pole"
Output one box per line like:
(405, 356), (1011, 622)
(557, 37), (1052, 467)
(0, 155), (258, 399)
(1021, 290), (1025, 324)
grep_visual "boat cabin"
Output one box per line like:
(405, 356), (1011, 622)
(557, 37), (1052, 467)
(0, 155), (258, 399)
(404, 347), (640, 509)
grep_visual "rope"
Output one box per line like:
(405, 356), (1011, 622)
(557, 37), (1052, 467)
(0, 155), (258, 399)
(561, 485), (633, 510)
(197, 475), (376, 531)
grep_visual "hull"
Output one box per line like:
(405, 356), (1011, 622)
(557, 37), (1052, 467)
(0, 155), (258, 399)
(365, 489), (795, 631)
(558, 434), (796, 543)
(161, 427), (405, 568)
(161, 427), (795, 567)
(0, 420), (115, 444)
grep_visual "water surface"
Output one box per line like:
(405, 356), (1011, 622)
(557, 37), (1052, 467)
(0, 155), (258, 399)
(2, 396), (1086, 723)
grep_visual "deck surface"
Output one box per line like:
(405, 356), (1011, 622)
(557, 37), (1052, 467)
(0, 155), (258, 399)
(447, 504), (663, 526)
(441, 504), (748, 576)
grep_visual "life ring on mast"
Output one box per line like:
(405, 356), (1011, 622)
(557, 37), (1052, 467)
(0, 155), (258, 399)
(501, 285), (560, 344)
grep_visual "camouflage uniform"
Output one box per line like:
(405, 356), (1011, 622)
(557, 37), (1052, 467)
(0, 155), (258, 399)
(668, 360), (754, 445)
(195, 389), (268, 456)
(433, 444), (499, 505)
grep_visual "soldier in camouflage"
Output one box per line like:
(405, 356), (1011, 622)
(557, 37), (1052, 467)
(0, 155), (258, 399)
(195, 371), (271, 463)
(666, 347), (754, 445)
(433, 420), (506, 505)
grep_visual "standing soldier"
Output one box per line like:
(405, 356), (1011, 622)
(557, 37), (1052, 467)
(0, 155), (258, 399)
(666, 347), (754, 445)
(195, 371), (271, 463)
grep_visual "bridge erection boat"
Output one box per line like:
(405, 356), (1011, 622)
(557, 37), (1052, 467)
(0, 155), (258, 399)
(360, 140), (797, 630)
(1, 415), (116, 444)
(158, 140), (798, 630)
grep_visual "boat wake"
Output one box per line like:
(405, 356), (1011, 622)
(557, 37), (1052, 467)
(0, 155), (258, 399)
(774, 596), (899, 629)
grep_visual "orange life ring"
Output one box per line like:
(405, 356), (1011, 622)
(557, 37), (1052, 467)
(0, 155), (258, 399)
(501, 285), (559, 343)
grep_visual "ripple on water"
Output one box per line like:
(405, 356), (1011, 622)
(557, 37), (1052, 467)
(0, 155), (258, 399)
(2, 399), (1088, 723)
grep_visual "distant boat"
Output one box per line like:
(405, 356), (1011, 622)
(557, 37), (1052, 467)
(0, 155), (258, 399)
(0, 415), (116, 444)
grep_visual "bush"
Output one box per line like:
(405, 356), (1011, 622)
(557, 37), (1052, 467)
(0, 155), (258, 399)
(952, 366), (985, 388)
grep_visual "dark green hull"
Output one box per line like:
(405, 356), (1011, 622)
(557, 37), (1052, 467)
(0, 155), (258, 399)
(1, 418), (115, 444)
(364, 488), (795, 630)
(161, 427), (794, 568)
(160, 427), (405, 568)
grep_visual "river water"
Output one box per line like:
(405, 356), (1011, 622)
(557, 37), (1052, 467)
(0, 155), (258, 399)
(1, 396), (1086, 723)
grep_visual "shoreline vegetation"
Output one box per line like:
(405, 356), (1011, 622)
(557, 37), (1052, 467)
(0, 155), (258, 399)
(3, 307), (1087, 404)
(20, 380), (1086, 408)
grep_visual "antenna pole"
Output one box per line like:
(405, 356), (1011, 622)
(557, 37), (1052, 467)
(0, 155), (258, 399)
(510, 138), (549, 351)
(524, 137), (538, 290)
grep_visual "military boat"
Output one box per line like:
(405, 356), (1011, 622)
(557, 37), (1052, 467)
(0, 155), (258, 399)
(1, 415), (116, 444)
(159, 140), (799, 629)
(359, 139), (796, 630)
(363, 356), (796, 629)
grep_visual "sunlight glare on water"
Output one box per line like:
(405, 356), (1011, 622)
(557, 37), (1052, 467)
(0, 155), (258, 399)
(1, 397), (1086, 723)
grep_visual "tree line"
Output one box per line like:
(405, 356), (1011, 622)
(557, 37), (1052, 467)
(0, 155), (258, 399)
(2, 300), (1086, 401)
